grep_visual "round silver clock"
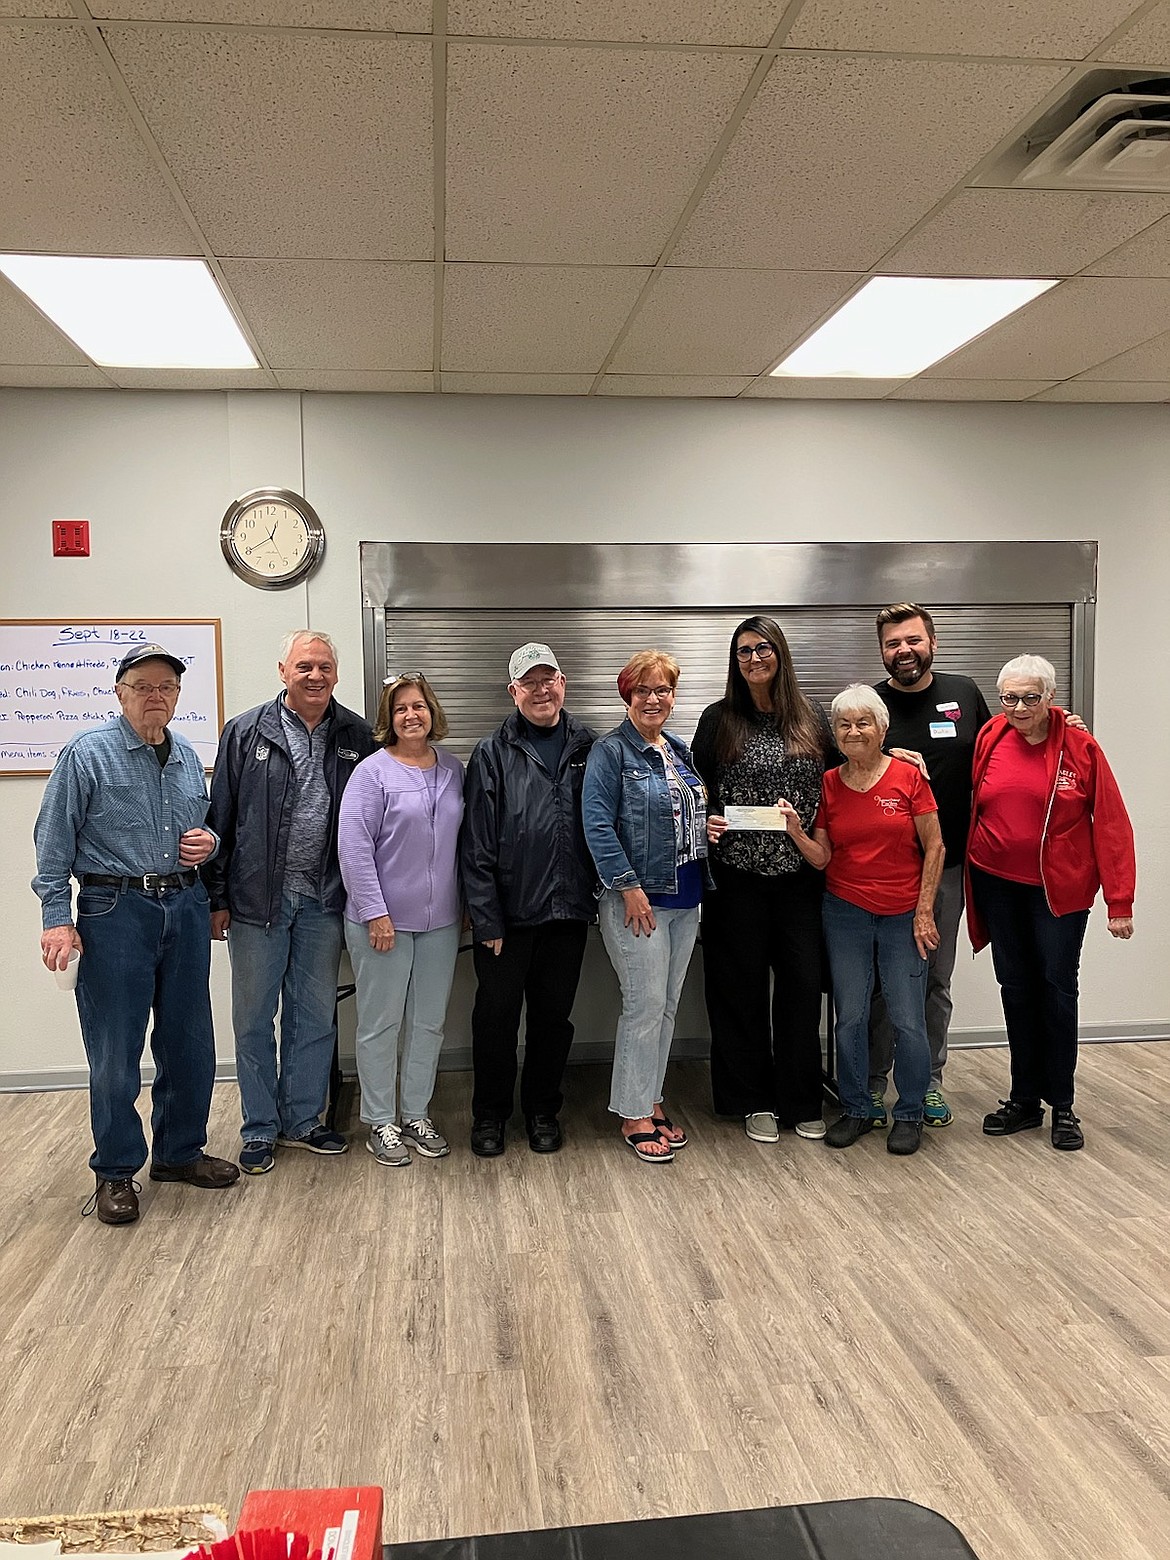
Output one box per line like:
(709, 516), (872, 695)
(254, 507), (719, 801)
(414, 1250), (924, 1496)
(220, 488), (326, 589)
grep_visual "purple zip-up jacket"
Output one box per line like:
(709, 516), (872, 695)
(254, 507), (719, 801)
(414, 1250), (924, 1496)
(338, 746), (464, 932)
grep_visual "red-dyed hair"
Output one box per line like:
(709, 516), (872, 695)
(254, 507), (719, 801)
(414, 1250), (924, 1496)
(616, 650), (680, 706)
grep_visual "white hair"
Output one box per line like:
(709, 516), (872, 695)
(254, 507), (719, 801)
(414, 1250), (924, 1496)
(279, 629), (338, 664)
(831, 683), (890, 734)
(997, 655), (1055, 697)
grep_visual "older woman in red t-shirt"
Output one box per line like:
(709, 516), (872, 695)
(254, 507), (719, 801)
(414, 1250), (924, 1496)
(781, 684), (944, 1157)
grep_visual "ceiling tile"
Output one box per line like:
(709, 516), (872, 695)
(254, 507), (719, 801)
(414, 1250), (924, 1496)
(1083, 213), (1170, 277)
(442, 264), (649, 371)
(0, 280), (89, 364)
(786, 0), (1143, 58)
(440, 372), (594, 393)
(0, 26), (197, 252)
(1101, 3), (1170, 63)
(0, 1), (72, 13)
(926, 276), (1170, 378)
(1033, 380), (1169, 401)
(1072, 330), (1170, 380)
(447, 0), (786, 46)
(104, 367), (278, 387)
(93, 0), (428, 24)
(275, 370), (435, 389)
(743, 376), (902, 398)
(597, 375), (753, 396)
(671, 54), (1067, 270)
(222, 260), (433, 368)
(445, 43), (754, 263)
(0, 365), (111, 386)
(608, 269), (859, 375)
(888, 377), (1057, 399)
(105, 29), (432, 259)
(882, 191), (1170, 278)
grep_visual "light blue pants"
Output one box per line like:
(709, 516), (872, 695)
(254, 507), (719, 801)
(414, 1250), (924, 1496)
(598, 891), (700, 1120)
(345, 920), (460, 1125)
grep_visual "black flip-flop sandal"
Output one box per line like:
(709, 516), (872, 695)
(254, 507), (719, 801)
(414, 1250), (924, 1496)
(652, 1114), (688, 1149)
(623, 1130), (675, 1163)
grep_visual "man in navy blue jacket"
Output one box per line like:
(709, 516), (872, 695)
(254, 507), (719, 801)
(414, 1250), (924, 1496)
(206, 630), (375, 1175)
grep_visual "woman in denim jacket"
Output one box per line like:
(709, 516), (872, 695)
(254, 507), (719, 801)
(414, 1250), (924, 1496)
(582, 650), (707, 1162)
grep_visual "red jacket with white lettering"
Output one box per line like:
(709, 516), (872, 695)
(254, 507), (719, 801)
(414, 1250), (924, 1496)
(965, 706), (1136, 953)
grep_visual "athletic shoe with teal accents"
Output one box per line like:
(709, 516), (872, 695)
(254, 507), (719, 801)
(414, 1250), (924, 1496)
(868, 1091), (888, 1129)
(923, 1089), (954, 1127)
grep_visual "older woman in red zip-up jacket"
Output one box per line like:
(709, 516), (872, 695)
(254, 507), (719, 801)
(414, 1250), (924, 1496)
(966, 655), (1135, 1153)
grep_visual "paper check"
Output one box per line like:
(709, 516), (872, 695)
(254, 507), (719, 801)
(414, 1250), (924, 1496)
(723, 805), (787, 832)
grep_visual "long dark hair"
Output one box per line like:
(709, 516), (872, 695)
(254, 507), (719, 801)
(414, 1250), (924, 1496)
(713, 615), (825, 766)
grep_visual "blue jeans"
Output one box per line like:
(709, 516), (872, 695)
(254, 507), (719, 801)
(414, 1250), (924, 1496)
(823, 892), (929, 1122)
(227, 892), (343, 1143)
(599, 891), (700, 1119)
(345, 920), (460, 1125)
(74, 880), (216, 1179)
(969, 867), (1089, 1109)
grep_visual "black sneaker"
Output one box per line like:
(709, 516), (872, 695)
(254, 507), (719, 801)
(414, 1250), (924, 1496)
(1051, 1108), (1084, 1151)
(824, 1114), (875, 1149)
(982, 1099), (1044, 1136)
(471, 1118), (505, 1157)
(887, 1119), (923, 1156)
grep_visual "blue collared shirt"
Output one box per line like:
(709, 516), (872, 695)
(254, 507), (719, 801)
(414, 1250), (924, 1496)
(32, 716), (217, 928)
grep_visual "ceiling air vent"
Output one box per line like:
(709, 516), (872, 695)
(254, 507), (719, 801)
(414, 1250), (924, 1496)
(1016, 77), (1170, 193)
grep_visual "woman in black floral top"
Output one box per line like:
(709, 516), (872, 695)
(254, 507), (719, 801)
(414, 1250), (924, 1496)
(692, 615), (834, 1143)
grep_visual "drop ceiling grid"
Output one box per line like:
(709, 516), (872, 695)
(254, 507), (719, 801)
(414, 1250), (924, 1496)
(443, 42), (759, 264)
(784, 0), (1151, 60)
(103, 26), (435, 260)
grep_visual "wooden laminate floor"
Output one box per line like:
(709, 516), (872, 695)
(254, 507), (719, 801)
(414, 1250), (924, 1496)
(1, 1043), (1168, 1560)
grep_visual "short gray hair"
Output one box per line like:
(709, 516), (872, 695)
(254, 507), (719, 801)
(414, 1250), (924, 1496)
(279, 629), (338, 664)
(831, 683), (890, 734)
(997, 655), (1055, 697)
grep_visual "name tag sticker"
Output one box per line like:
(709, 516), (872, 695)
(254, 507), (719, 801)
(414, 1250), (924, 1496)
(936, 702), (961, 719)
(929, 721), (957, 739)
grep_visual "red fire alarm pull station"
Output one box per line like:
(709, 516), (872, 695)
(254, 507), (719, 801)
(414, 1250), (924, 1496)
(53, 520), (90, 557)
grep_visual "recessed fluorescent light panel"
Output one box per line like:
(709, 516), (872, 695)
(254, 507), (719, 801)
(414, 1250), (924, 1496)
(771, 276), (1058, 379)
(0, 255), (257, 369)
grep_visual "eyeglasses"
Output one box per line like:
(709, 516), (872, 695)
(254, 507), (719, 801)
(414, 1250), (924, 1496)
(384, 672), (424, 686)
(515, 674), (561, 692)
(632, 685), (675, 700)
(735, 642), (776, 662)
(123, 680), (180, 696)
(999, 692), (1045, 708)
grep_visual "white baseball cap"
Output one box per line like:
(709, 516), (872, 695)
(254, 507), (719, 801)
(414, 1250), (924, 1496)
(508, 642), (561, 682)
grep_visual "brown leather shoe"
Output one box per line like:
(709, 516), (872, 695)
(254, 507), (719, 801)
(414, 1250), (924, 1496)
(89, 1176), (140, 1225)
(149, 1153), (241, 1188)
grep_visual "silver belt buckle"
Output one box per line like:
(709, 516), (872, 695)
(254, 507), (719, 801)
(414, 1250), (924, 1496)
(142, 873), (163, 893)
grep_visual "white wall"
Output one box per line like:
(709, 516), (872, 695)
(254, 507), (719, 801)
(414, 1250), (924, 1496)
(2, 389), (1165, 1085)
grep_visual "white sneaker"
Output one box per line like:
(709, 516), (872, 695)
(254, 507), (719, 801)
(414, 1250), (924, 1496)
(367, 1122), (410, 1167)
(745, 1111), (780, 1143)
(795, 1118), (827, 1139)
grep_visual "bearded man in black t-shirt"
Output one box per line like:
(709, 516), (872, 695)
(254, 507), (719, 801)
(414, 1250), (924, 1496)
(867, 604), (991, 1129)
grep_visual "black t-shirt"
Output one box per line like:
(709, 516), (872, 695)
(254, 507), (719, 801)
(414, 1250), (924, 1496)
(518, 712), (567, 774)
(875, 671), (992, 868)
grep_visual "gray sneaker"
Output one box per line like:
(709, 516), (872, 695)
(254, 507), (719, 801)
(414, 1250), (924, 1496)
(367, 1122), (410, 1167)
(400, 1116), (450, 1158)
(745, 1111), (780, 1143)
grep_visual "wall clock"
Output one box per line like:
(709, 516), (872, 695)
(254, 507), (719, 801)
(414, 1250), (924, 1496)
(220, 488), (326, 589)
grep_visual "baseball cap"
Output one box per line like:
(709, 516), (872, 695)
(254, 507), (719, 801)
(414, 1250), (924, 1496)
(115, 643), (186, 682)
(508, 642), (561, 682)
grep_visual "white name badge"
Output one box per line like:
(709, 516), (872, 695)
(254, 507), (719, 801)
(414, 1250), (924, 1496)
(724, 804), (787, 832)
(929, 721), (957, 739)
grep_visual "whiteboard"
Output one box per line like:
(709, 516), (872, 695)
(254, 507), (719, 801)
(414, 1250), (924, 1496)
(0, 619), (223, 775)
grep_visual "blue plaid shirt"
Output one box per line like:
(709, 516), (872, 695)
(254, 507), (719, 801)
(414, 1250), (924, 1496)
(32, 716), (217, 929)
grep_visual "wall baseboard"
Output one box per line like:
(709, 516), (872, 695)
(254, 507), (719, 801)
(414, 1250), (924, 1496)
(3, 1024), (1167, 1094)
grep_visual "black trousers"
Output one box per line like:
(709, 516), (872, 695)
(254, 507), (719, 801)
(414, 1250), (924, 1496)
(471, 920), (589, 1121)
(703, 859), (826, 1123)
(970, 867), (1089, 1109)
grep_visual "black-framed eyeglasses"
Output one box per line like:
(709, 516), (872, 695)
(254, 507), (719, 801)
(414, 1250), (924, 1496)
(631, 685), (675, 700)
(735, 642), (776, 662)
(999, 692), (1045, 708)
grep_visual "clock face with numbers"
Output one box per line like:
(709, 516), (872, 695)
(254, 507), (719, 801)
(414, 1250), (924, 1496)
(220, 488), (326, 590)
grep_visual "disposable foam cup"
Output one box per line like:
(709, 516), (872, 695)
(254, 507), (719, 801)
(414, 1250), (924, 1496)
(53, 948), (80, 991)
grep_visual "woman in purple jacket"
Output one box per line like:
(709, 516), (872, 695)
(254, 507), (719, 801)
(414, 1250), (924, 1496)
(338, 674), (464, 1167)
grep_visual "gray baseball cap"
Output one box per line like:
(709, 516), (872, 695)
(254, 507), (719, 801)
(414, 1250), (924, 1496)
(508, 642), (561, 682)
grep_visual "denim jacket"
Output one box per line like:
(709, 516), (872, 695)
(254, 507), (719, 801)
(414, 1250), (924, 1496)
(582, 717), (707, 896)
